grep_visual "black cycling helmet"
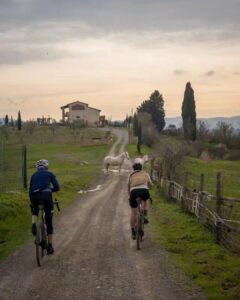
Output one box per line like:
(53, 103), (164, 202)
(132, 158), (143, 170)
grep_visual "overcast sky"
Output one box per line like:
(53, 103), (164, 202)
(0, 0), (240, 120)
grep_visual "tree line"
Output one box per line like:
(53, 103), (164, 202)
(127, 82), (197, 152)
(3, 111), (22, 130)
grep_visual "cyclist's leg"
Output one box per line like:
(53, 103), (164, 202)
(140, 189), (151, 224)
(30, 194), (40, 235)
(129, 190), (139, 239)
(43, 192), (54, 253)
(130, 208), (137, 239)
(130, 208), (137, 228)
(142, 199), (148, 211)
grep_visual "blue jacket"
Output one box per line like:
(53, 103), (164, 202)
(29, 169), (60, 195)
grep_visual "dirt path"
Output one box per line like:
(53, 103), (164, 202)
(0, 129), (206, 300)
(107, 128), (129, 156)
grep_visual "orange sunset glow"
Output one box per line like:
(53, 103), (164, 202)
(0, 1), (240, 121)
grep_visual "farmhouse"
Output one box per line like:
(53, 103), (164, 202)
(61, 101), (101, 126)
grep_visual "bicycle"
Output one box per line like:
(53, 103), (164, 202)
(135, 197), (145, 250)
(35, 199), (60, 267)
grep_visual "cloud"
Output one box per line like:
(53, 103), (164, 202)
(0, 1), (239, 65)
(0, 97), (26, 106)
(0, 21), (93, 65)
(1, 0), (240, 33)
(173, 69), (185, 75)
(204, 70), (215, 77)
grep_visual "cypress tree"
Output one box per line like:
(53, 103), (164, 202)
(4, 114), (9, 125)
(17, 110), (22, 131)
(10, 116), (14, 126)
(181, 82), (196, 140)
(133, 113), (138, 136)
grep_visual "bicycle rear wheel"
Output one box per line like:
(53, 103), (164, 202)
(136, 211), (142, 250)
(35, 222), (45, 266)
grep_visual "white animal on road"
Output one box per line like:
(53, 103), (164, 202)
(104, 152), (130, 173)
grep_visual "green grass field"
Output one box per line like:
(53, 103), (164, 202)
(127, 144), (152, 158)
(150, 188), (240, 300)
(0, 141), (111, 260)
(1, 129), (240, 299)
(175, 157), (240, 199)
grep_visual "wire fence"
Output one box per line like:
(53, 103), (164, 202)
(156, 172), (240, 253)
(0, 142), (26, 193)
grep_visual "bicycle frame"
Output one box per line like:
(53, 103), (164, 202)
(35, 199), (60, 267)
(35, 205), (47, 266)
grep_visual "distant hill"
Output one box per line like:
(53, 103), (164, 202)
(165, 116), (240, 130)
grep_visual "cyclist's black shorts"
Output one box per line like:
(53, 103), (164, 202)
(129, 188), (150, 208)
(30, 192), (53, 216)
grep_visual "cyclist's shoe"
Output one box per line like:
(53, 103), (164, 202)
(47, 244), (54, 255)
(131, 228), (136, 240)
(31, 223), (37, 236)
(144, 217), (149, 224)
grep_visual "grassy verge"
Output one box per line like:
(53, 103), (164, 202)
(0, 143), (111, 260)
(127, 144), (152, 158)
(176, 157), (240, 198)
(150, 187), (240, 300)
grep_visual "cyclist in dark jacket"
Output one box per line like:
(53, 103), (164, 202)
(29, 159), (60, 254)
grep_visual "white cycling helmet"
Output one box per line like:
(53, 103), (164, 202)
(132, 157), (143, 170)
(133, 158), (143, 166)
(36, 159), (49, 169)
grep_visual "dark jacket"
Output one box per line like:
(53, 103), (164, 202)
(29, 169), (60, 195)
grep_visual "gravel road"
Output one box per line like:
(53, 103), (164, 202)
(0, 129), (206, 300)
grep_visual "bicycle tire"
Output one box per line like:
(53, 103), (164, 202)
(36, 222), (46, 266)
(140, 215), (144, 242)
(136, 211), (141, 250)
(35, 222), (42, 266)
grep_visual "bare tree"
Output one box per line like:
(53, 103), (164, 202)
(213, 122), (234, 146)
(197, 120), (210, 140)
(157, 141), (187, 179)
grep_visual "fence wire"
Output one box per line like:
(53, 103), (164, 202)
(0, 142), (23, 193)
(160, 176), (240, 253)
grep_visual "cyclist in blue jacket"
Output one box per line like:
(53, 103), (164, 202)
(29, 159), (60, 254)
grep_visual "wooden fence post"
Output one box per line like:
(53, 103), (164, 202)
(167, 180), (172, 201)
(215, 172), (222, 244)
(197, 174), (204, 218)
(22, 144), (27, 189)
(181, 172), (188, 211)
(199, 173), (204, 193)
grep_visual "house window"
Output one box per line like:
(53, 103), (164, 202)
(72, 104), (85, 110)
